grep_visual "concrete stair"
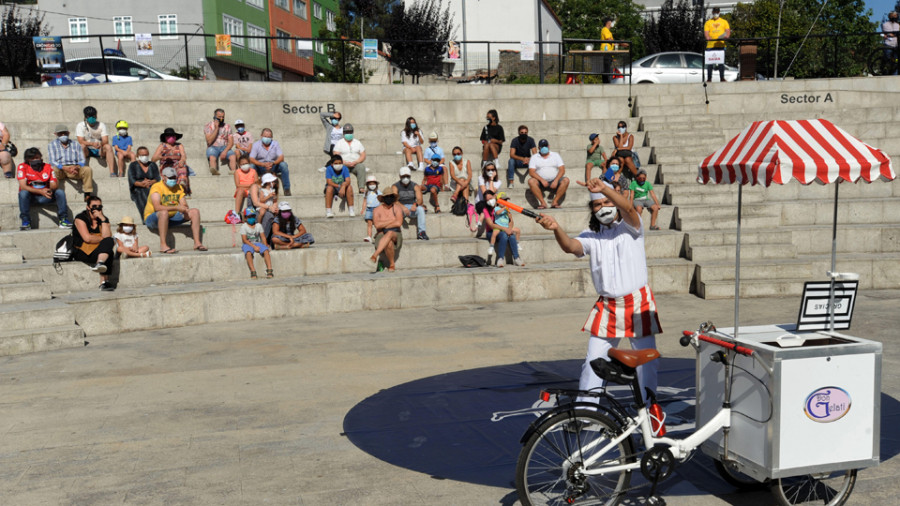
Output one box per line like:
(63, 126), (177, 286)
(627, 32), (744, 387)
(0, 300), (85, 355)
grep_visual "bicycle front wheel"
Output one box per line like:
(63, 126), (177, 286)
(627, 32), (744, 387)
(515, 409), (635, 506)
(771, 469), (857, 506)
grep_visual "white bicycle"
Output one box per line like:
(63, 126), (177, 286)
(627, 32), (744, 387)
(515, 322), (858, 506)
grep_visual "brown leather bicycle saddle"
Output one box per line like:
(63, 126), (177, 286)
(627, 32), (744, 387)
(608, 348), (660, 368)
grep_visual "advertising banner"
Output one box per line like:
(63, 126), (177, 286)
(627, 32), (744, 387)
(215, 34), (232, 56)
(136, 33), (153, 56)
(32, 36), (65, 71)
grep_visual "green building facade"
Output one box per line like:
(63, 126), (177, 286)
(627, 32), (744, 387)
(202, 0), (272, 80)
(310, 0), (338, 72)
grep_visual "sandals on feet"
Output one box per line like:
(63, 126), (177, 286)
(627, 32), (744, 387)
(161, 248), (177, 254)
(266, 269), (274, 279)
(250, 271), (258, 279)
(194, 245), (208, 251)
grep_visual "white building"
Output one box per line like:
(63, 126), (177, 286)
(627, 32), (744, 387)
(640, 0), (751, 16)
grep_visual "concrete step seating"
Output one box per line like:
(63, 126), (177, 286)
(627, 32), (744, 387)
(0, 299), (84, 354)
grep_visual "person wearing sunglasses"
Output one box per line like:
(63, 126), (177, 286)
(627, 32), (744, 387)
(73, 195), (115, 291)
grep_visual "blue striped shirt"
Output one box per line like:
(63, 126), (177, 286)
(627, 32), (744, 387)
(47, 138), (85, 169)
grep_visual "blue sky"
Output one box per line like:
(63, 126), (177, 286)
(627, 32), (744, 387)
(866, 0), (897, 23)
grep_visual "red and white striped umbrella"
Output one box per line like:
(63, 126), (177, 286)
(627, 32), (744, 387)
(698, 119), (894, 186)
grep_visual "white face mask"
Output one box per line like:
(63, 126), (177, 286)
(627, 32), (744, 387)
(138, 155), (150, 164)
(400, 177), (411, 185)
(118, 129), (127, 136)
(618, 127), (626, 134)
(486, 171), (495, 177)
(367, 184), (377, 191)
(487, 198), (496, 207)
(595, 207), (617, 225)
(122, 225), (134, 233)
(241, 164), (253, 171)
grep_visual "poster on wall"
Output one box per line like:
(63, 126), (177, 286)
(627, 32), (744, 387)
(32, 36), (65, 71)
(520, 41), (535, 61)
(447, 41), (460, 60)
(215, 34), (232, 56)
(136, 33), (153, 56)
(363, 39), (378, 60)
(704, 50), (725, 65)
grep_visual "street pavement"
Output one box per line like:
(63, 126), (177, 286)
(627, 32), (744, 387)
(2, 290), (898, 505)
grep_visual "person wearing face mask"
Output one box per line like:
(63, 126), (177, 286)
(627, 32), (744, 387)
(332, 123), (368, 193)
(602, 156), (623, 186)
(152, 127), (192, 196)
(480, 109), (505, 166)
(251, 173), (281, 237)
(448, 146), (473, 204)
(271, 202), (314, 249)
(233, 154), (259, 217)
(320, 110), (343, 157)
(527, 139), (569, 209)
(111, 120), (135, 178)
(704, 7), (731, 83)
(73, 195), (115, 291)
(393, 165), (428, 240)
(239, 208), (274, 280)
(482, 190), (523, 268)
(422, 154), (446, 213)
(536, 178), (662, 404)
(629, 169), (661, 230)
(362, 174), (382, 243)
(113, 216), (150, 258)
(585, 133), (608, 181)
(600, 18), (615, 52)
(470, 162), (502, 233)
(16, 147), (71, 230)
(48, 123), (93, 195)
(143, 166), (206, 254)
(204, 108), (236, 175)
(323, 155), (354, 218)
(370, 186), (410, 272)
(507, 125), (536, 189)
(231, 120), (254, 159)
(249, 127), (291, 196)
(75, 105), (116, 178)
(423, 132), (447, 187)
(126, 146), (160, 220)
(401, 117), (426, 171)
(611, 121), (638, 179)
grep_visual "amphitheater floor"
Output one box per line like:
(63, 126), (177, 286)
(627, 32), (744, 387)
(2, 290), (899, 506)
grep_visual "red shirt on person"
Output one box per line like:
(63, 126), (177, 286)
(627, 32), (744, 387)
(16, 161), (56, 189)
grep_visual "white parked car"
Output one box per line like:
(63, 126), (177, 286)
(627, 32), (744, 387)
(611, 51), (739, 84)
(41, 56), (185, 86)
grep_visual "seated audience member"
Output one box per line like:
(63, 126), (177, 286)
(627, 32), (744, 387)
(332, 123), (367, 193)
(320, 110), (343, 157)
(127, 146), (160, 220)
(527, 139), (569, 209)
(603, 156), (623, 185)
(143, 167), (206, 254)
(422, 153), (445, 213)
(323, 155), (354, 218)
(370, 186), (409, 272)
(480, 109), (505, 166)
(204, 108), (235, 175)
(507, 125), (536, 188)
(73, 195), (115, 291)
(482, 190), (523, 267)
(114, 216), (150, 258)
(234, 154), (259, 216)
(152, 127), (191, 196)
(611, 120), (638, 176)
(240, 208), (273, 279)
(112, 120), (135, 177)
(232, 119), (254, 159)
(448, 146), (472, 203)
(1, 121), (13, 177)
(49, 124), (93, 195)
(468, 162), (502, 232)
(249, 128), (291, 196)
(363, 174), (382, 243)
(424, 132), (446, 185)
(251, 173), (280, 237)
(629, 169), (662, 230)
(401, 117), (425, 171)
(76, 105), (116, 177)
(394, 166), (428, 240)
(271, 202), (314, 249)
(17, 147), (71, 230)
(585, 133), (607, 181)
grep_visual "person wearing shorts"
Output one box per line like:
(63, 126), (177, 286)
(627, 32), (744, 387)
(527, 139), (569, 209)
(240, 208), (273, 279)
(422, 153), (445, 213)
(629, 168), (661, 230)
(143, 167), (206, 254)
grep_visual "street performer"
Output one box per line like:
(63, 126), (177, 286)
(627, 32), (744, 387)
(536, 178), (662, 401)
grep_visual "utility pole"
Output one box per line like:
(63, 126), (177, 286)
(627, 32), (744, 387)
(537, 0), (544, 84)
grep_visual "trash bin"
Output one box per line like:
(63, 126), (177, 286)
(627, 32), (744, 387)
(739, 42), (757, 80)
(696, 324), (881, 481)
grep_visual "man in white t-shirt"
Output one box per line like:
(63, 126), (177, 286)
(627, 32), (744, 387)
(536, 178), (662, 403)
(75, 105), (116, 177)
(527, 139), (570, 209)
(332, 123), (367, 193)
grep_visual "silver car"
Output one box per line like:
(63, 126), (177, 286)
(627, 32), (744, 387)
(612, 51), (739, 84)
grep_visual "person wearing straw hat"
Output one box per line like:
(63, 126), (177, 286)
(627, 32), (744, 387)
(536, 178), (662, 403)
(370, 186), (409, 272)
(151, 127), (192, 195)
(362, 174), (382, 243)
(113, 216), (150, 258)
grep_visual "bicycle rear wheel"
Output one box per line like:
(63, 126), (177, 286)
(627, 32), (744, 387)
(515, 409), (635, 506)
(770, 469), (857, 506)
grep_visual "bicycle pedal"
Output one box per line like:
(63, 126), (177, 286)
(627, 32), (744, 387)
(646, 495), (666, 506)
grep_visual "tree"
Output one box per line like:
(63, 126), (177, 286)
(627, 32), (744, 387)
(547, 0), (646, 57)
(641, 0), (707, 55)
(339, 0), (400, 41)
(384, 0), (455, 83)
(0, 4), (48, 85)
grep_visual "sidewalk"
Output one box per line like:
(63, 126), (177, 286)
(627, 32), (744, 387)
(1, 290), (898, 505)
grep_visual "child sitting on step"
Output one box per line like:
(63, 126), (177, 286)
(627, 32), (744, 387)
(240, 208), (273, 279)
(362, 174), (381, 242)
(114, 216), (151, 258)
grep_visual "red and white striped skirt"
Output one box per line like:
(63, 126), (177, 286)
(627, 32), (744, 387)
(582, 285), (662, 339)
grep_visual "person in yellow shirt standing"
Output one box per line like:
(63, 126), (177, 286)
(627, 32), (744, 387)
(704, 7), (731, 82)
(600, 18), (614, 51)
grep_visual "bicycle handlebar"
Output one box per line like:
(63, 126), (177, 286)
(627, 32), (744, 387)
(681, 330), (754, 356)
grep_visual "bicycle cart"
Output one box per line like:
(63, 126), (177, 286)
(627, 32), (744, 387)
(515, 120), (894, 505)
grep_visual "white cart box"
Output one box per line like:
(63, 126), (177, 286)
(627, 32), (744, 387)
(696, 324), (881, 481)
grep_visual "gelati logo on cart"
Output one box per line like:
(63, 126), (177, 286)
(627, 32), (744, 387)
(804, 387), (851, 423)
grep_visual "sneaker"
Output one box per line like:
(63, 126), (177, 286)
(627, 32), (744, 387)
(514, 257), (525, 267)
(58, 218), (73, 229)
(109, 172), (117, 177)
(326, 209), (334, 218)
(210, 167), (220, 176)
(507, 182), (514, 189)
(496, 258), (505, 268)
(417, 231), (429, 240)
(348, 207), (356, 217)
(364, 236), (372, 243)
(487, 246), (495, 257)
(284, 189), (292, 196)
(408, 162), (417, 171)
(317, 166), (326, 173)
(20, 220), (30, 231)
(91, 263), (108, 274)
(418, 162), (426, 171)
(99, 281), (114, 292)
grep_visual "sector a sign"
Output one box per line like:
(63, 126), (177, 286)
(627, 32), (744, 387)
(804, 386), (851, 423)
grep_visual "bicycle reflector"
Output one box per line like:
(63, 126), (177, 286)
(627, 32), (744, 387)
(649, 402), (667, 437)
(540, 391), (551, 402)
